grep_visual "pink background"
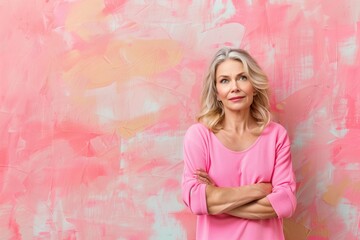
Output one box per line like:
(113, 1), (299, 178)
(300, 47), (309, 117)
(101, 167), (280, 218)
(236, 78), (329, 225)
(1, 0), (359, 239)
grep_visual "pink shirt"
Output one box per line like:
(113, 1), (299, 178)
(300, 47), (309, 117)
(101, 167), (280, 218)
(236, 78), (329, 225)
(182, 122), (297, 240)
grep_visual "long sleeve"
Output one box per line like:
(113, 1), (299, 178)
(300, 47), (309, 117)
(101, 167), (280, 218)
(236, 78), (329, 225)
(181, 124), (209, 215)
(266, 131), (297, 218)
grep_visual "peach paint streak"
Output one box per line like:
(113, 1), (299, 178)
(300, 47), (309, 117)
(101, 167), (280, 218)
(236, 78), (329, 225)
(1, 0), (359, 239)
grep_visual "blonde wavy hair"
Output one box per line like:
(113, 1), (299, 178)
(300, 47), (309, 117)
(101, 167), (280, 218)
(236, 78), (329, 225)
(197, 47), (271, 133)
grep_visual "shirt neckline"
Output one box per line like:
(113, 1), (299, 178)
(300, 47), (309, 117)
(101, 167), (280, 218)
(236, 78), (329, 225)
(209, 123), (271, 154)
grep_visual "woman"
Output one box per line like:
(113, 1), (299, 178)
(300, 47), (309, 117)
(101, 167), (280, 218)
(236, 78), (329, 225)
(182, 48), (296, 240)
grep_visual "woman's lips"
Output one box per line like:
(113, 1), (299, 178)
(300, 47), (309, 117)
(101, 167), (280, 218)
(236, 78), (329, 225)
(229, 96), (245, 101)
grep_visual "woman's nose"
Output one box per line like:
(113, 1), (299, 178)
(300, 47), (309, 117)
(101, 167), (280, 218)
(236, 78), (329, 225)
(230, 80), (240, 92)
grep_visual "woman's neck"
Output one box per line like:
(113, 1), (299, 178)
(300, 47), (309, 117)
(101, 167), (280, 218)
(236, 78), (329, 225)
(221, 109), (257, 133)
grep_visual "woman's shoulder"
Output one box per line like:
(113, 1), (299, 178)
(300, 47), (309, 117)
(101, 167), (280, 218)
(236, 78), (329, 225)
(267, 121), (287, 131)
(186, 122), (210, 134)
(264, 121), (290, 145)
(264, 121), (289, 137)
(184, 122), (211, 140)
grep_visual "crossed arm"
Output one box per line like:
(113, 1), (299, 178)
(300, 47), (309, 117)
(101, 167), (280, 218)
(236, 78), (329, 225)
(181, 125), (296, 220)
(196, 170), (277, 220)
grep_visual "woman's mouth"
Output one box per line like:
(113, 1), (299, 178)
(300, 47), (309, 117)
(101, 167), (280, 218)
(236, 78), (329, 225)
(229, 96), (245, 101)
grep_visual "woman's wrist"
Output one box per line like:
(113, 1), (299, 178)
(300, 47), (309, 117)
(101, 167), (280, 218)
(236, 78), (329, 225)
(249, 183), (272, 199)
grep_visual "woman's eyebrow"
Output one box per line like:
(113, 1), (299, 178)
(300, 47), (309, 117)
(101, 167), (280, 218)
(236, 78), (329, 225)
(217, 75), (228, 78)
(216, 72), (246, 78)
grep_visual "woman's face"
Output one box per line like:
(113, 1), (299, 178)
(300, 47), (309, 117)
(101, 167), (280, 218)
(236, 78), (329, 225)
(215, 59), (256, 113)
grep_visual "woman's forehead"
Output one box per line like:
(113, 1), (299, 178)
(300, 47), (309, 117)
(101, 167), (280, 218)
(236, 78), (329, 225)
(216, 59), (247, 75)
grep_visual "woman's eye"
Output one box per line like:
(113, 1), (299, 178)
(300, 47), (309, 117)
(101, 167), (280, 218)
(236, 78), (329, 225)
(240, 75), (248, 81)
(220, 79), (228, 83)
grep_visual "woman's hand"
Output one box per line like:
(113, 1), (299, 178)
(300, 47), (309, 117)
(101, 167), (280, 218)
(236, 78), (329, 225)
(194, 169), (216, 186)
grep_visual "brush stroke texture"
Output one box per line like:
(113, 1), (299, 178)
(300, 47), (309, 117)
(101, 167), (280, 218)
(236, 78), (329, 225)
(0, 0), (359, 239)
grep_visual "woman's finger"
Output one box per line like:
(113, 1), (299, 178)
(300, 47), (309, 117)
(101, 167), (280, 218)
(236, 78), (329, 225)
(196, 175), (214, 186)
(197, 171), (215, 181)
(196, 175), (208, 182)
(194, 173), (210, 181)
(196, 170), (209, 178)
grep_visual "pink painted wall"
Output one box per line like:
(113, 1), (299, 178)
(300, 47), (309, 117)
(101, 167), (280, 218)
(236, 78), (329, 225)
(1, 0), (359, 239)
